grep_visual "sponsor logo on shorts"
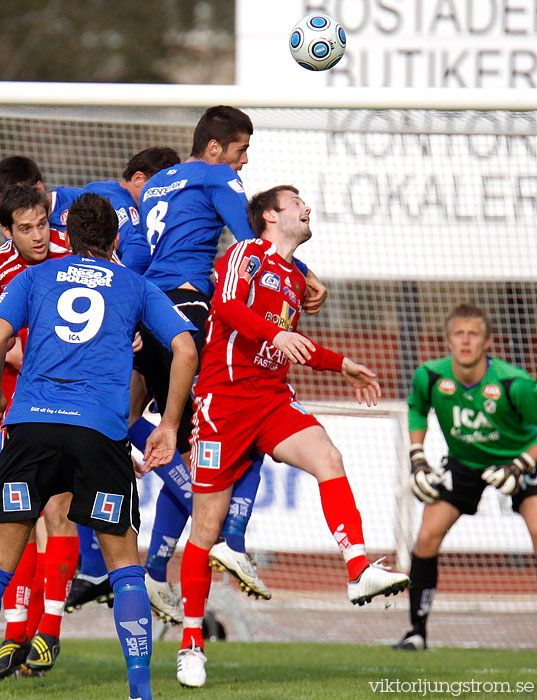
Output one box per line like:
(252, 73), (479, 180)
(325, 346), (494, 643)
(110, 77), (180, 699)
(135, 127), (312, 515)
(3, 482), (31, 512)
(198, 441), (221, 469)
(239, 255), (261, 282)
(438, 379), (456, 395)
(260, 271), (280, 291)
(91, 491), (124, 523)
(482, 384), (501, 400)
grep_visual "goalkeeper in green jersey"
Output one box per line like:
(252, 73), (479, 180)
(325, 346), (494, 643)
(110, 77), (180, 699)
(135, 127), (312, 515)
(394, 304), (537, 651)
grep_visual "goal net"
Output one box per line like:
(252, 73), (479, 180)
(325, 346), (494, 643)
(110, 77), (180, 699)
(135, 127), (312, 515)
(1, 86), (536, 649)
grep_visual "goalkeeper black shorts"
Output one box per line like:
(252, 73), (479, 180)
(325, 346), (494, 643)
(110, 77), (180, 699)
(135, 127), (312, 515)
(438, 456), (537, 515)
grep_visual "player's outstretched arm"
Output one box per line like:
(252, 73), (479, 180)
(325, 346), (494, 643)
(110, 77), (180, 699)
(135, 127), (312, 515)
(143, 331), (198, 471)
(303, 269), (328, 315)
(340, 357), (381, 406)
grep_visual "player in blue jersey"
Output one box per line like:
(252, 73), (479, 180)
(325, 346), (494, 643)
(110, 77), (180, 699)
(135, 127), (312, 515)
(0, 193), (198, 700)
(48, 147), (181, 274)
(132, 106), (327, 622)
(43, 148), (182, 613)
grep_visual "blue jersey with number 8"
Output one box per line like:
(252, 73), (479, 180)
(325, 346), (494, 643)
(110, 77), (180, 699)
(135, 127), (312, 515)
(0, 255), (196, 439)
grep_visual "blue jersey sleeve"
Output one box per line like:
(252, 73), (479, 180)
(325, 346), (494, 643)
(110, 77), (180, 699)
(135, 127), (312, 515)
(141, 281), (197, 349)
(207, 172), (254, 242)
(117, 221), (151, 274)
(0, 269), (30, 334)
(206, 170), (308, 274)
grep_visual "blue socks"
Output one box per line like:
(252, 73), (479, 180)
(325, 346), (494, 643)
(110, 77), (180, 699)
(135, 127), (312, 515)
(129, 418), (193, 510)
(221, 453), (263, 552)
(0, 568), (14, 608)
(77, 524), (108, 578)
(145, 485), (190, 582)
(109, 565), (152, 700)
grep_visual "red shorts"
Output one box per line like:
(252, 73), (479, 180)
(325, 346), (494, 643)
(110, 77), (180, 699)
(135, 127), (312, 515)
(189, 390), (321, 492)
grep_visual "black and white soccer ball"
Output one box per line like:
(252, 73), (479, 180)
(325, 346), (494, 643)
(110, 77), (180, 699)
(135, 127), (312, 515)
(289, 13), (346, 71)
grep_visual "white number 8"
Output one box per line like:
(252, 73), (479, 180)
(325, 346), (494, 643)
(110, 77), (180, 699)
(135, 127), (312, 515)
(55, 288), (105, 344)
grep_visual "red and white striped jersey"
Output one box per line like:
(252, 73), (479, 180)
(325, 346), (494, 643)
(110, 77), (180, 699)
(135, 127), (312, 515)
(195, 237), (343, 398)
(0, 227), (69, 291)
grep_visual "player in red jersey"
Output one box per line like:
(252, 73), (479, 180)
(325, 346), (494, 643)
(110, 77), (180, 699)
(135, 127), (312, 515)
(139, 185), (410, 688)
(0, 185), (77, 678)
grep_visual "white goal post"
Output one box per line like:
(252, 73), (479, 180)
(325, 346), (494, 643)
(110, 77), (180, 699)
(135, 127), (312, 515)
(0, 83), (536, 648)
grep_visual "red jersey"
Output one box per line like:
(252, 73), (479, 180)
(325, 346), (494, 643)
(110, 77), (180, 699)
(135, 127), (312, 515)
(0, 227), (69, 290)
(0, 228), (69, 409)
(195, 237), (343, 397)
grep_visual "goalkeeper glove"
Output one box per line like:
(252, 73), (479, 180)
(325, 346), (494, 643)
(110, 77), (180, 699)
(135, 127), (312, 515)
(481, 452), (536, 496)
(409, 444), (444, 504)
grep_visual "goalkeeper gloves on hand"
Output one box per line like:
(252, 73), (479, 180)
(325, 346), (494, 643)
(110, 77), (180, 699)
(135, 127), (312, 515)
(409, 444), (445, 504)
(481, 452), (536, 496)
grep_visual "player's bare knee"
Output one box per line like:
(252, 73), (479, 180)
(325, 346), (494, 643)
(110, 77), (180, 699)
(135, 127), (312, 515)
(414, 525), (446, 556)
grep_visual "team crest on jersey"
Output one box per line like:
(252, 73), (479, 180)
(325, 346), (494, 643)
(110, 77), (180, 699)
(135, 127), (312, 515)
(438, 379), (456, 395)
(3, 483), (31, 512)
(91, 492), (123, 523)
(129, 207), (139, 225)
(198, 441), (221, 469)
(483, 399), (497, 414)
(482, 384), (501, 400)
(227, 178), (245, 194)
(260, 271), (280, 291)
(57, 263), (113, 288)
(60, 208), (69, 225)
(239, 255), (261, 281)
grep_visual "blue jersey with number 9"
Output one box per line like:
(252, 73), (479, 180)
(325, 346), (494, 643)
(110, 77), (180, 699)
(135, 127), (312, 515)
(0, 255), (196, 439)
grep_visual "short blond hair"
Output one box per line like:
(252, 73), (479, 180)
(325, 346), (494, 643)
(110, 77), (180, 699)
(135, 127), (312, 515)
(445, 304), (491, 338)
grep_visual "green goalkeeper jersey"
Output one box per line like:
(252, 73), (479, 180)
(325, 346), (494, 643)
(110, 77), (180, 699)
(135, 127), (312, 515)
(408, 356), (537, 470)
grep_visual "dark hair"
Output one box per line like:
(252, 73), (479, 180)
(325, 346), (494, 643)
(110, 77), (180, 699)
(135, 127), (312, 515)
(445, 304), (491, 338)
(247, 185), (299, 237)
(0, 185), (49, 230)
(67, 193), (118, 257)
(0, 156), (43, 191)
(190, 106), (253, 158)
(122, 147), (181, 181)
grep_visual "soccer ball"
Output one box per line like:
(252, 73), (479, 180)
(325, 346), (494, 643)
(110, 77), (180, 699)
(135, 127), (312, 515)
(289, 13), (346, 71)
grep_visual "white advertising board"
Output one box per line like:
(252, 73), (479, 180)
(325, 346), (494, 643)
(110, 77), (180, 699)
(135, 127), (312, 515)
(137, 410), (533, 555)
(237, 0), (537, 89)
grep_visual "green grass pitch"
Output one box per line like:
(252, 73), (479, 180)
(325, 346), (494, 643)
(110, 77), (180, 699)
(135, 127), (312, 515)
(0, 641), (535, 699)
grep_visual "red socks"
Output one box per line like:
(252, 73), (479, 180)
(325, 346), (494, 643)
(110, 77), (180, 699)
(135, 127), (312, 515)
(3, 542), (37, 643)
(180, 541), (211, 650)
(319, 476), (369, 580)
(37, 536), (79, 638)
(26, 551), (46, 640)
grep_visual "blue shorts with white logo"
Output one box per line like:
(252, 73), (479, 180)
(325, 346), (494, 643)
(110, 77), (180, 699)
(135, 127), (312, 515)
(0, 422), (139, 535)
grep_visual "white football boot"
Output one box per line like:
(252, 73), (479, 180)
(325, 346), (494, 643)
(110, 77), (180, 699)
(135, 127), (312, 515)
(348, 558), (410, 606)
(209, 541), (272, 600)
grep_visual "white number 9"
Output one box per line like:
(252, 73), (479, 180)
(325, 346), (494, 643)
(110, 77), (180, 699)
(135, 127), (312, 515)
(55, 288), (105, 344)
